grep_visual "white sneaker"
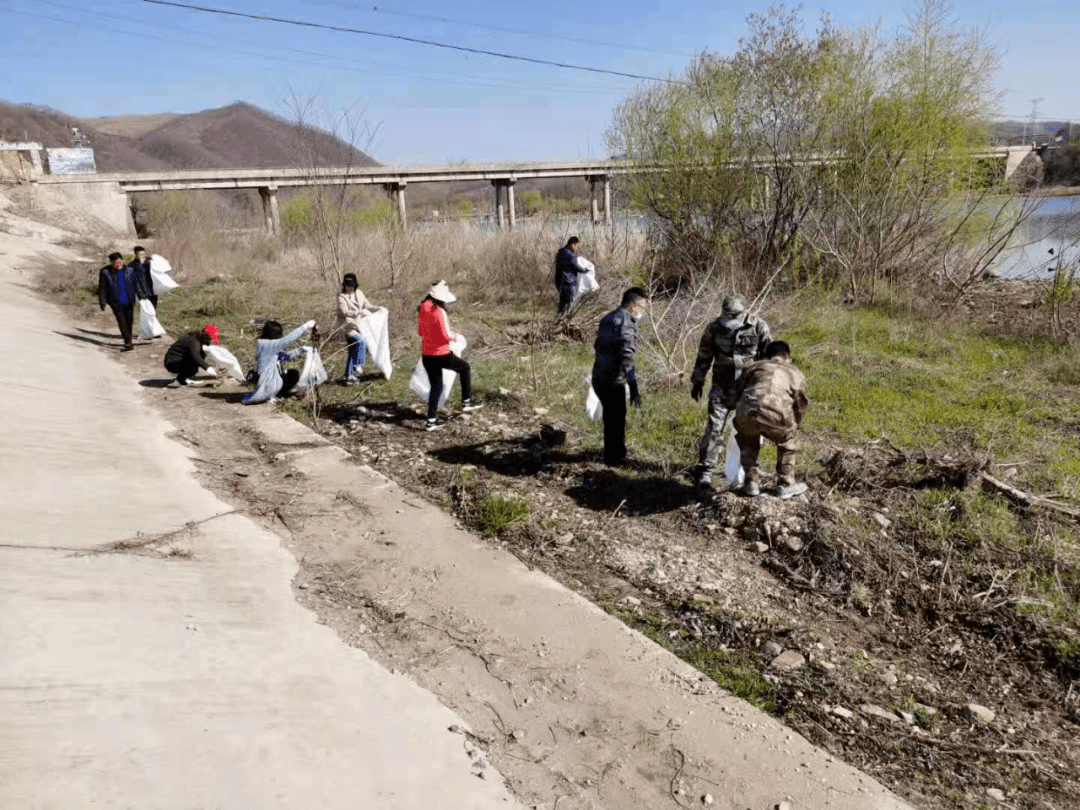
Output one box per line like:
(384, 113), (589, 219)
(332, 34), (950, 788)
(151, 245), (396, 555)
(461, 400), (484, 413)
(167, 379), (188, 388)
(425, 418), (446, 432)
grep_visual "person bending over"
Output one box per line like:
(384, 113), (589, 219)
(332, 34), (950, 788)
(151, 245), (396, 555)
(163, 325), (219, 387)
(244, 319), (315, 405)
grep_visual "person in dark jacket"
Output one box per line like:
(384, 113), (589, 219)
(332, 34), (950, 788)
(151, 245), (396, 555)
(591, 287), (648, 466)
(127, 245), (157, 315)
(164, 326), (218, 387)
(554, 236), (584, 322)
(98, 251), (149, 351)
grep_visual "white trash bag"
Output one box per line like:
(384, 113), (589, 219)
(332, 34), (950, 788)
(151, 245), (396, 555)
(149, 254), (179, 295)
(584, 375), (630, 421)
(138, 299), (166, 339)
(585, 384), (603, 421)
(576, 256), (599, 294)
(410, 334), (466, 409)
(355, 307), (393, 379)
(722, 429), (745, 488)
(293, 347), (328, 394)
(204, 344), (245, 381)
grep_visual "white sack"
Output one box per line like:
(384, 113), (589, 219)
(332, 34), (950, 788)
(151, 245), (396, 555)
(149, 254), (179, 295)
(204, 344), (245, 381)
(293, 347), (328, 394)
(583, 375), (630, 421)
(354, 307), (392, 379)
(723, 430), (744, 488)
(410, 334), (466, 409)
(138, 299), (166, 339)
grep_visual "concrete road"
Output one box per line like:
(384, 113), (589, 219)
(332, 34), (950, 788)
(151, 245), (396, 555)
(0, 233), (517, 807)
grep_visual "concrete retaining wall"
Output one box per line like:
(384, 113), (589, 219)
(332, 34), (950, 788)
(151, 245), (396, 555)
(32, 180), (134, 237)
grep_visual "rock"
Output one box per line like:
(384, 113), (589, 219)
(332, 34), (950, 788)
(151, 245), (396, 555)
(771, 651), (806, 672)
(510, 729), (525, 741)
(986, 788), (1005, 802)
(860, 704), (901, 724)
(880, 671), (898, 687)
(533, 407), (549, 416)
(692, 593), (715, 604)
(776, 803), (793, 810)
(915, 703), (938, 720)
(759, 641), (784, 657)
(754, 542), (770, 553)
(966, 704), (996, 724)
(1034, 801), (1059, 810)
(555, 532), (574, 546)
(830, 706), (854, 720)
(498, 387), (511, 396)
(898, 711), (915, 725)
(620, 596), (642, 607)
(703, 794), (714, 805)
(784, 536), (804, 553)
(817, 661), (836, 671)
(872, 512), (891, 530)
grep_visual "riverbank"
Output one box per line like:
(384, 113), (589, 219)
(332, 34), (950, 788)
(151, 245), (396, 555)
(47, 225), (1080, 809)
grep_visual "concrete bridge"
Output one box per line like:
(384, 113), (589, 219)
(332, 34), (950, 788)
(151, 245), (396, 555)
(25, 146), (1035, 237)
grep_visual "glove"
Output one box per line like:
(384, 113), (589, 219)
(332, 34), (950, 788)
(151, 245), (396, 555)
(277, 351), (290, 363)
(628, 379), (642, 409)
(304, 319), (316, 330)
(691, 381), (703, 401)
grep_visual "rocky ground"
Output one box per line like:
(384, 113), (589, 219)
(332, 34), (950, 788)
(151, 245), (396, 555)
(295, 394), (1079, 810)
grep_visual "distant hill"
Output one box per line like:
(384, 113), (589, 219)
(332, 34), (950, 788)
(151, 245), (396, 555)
(0, 101), (376, 171)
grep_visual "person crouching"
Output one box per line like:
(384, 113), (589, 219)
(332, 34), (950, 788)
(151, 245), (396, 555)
(164, 325), (219, 387)
(732, 340), (809, 499)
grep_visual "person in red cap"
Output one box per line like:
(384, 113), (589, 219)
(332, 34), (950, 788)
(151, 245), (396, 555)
(163, 325), (219, 388)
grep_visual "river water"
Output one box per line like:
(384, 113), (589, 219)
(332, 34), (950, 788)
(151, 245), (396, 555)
(992, 195), (1080, 279)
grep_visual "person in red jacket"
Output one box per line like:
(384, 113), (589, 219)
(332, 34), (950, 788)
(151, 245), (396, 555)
(418, 280), (483, 431)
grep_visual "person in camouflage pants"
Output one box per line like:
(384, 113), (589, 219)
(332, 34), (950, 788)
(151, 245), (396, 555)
(689, 295), (771, 487)
(732, 340), (809, 499)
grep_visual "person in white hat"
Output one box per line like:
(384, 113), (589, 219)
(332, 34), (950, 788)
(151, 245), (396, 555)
(417, 280), (483, 431)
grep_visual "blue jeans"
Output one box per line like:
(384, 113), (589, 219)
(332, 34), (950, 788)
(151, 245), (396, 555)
(345, 334), (367, 379)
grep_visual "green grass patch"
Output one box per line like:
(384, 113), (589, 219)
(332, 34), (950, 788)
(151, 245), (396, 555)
(471, 494), (531, 538)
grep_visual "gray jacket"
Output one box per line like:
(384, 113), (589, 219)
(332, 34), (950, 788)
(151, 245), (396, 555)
(591, 306), (639, 388)
(243, 324), (308, 404)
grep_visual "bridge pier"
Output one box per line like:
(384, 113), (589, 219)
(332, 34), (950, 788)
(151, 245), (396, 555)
(588, 175), (612, 225)
(258, 186), (280, 236)
(492, 180), (518, 230)
(383, 182), (408, 230)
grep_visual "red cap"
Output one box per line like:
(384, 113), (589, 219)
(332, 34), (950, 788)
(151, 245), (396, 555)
(204, 324), (220, 344)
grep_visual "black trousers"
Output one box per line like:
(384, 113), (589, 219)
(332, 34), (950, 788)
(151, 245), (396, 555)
(556, 283), (576, 320)
(422, 353), (472, 419)
(109, 304), (135, 347)
(595, 382), (627, 465)
(279, 368), (301, 398)
(165, 358), (200, 384)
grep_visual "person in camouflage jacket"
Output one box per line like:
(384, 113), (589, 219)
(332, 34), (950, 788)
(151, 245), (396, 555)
(689, 294), (771, 486)
(732, 340), (809, 499)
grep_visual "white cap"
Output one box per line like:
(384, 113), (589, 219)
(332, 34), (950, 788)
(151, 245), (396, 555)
(428, 280), (457, 304)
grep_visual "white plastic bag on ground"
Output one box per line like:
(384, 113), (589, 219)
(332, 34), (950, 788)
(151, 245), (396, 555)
(576, 256), (599, 295)
(149, 254), (179, 295)
(355, 307), (392, 379)
(204, 344), (244, 381)
(410, 335), (466, 409)
(293, 347), (328, 394)
(138, 299), (166, 339)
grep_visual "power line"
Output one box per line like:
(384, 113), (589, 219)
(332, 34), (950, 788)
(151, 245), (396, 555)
(5, 1), (636, 96)
(141, 0), (686, 85)
(297, 0), (692, 58)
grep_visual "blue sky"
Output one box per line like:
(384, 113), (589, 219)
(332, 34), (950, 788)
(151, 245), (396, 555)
(0, 0), (1076, 163)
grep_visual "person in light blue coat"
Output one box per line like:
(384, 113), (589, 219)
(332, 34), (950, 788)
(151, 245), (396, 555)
(244, 319), (315, 405)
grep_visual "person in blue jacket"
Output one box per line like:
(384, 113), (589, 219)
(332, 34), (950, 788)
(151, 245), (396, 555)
(554, 236), (585, 322)
(591, 287), (648, 466)
(98, 251), (150, 351)
(127, 246), (158, 317)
